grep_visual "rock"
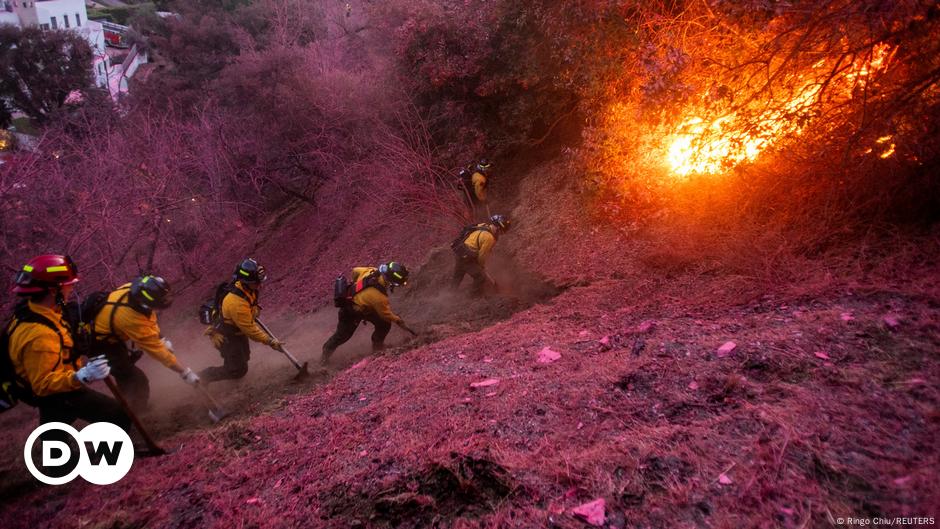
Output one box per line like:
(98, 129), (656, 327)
(470, 378), (500, 388)
(350, 359), (369, 369)
(717, 341), (737, 358)
(688, 381), (699, 390)
(636, 320), (655, 333)
(571, 498), (606, 526)
(537, 347), (562, 364)
(883, 314), (901, 329)
(813, 351), (830, 360)
(718, 473), (733, 485)
(840, 312), (855, 322)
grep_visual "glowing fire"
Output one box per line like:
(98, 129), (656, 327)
(664, 43), (895, 177)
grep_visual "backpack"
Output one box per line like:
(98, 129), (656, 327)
(450, 224), (494, 260)
(333, 271), (387, 308)
(199, 282), (231, 326)
(1, 301), (64, 411)
(62, 290), (114, 358)
(457, 167), (473, 191)
(199, 282), (251, 327)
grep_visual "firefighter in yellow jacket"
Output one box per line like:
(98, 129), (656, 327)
(469, 159), (491, 219)
(4, 255), (128, 433)
(451, 214), (511, 294)
(321, 262), (415, 366)
(92, 275), (200, 409)
(200, 258), (284, 382)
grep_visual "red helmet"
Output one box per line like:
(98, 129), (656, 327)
(12, 254), (80, 295)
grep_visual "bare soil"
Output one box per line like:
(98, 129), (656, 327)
(0, 160), (937, 528)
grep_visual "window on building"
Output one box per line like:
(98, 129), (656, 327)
(63, 15), (70, 28)
(75, 13), (80, 26)
(50, 16), (57, 29)
(39, 23), (49, 30)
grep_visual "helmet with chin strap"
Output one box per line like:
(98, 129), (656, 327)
(378, 261), (409, 287)
(12, 254), (79, 295)
(234, 258), (267, 285)
(130, 275), (172, 310)
(488, 214), (510, 233)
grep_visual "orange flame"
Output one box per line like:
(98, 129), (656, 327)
(663, 44), (895, 177)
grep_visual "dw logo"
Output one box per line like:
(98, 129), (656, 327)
(24, 422), (134, 485)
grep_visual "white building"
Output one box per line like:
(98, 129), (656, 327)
(0, 0), (145, 98)
(12, 0), (86, 29)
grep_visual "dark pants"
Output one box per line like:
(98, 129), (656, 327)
(37, 387), (131, 429)
(452, 256), (488, 294)
(322, 306), (391, 364)
(33, 388), (132, 477)
(200, 333), (251, 382)
(107, 352), (150, 411)
(94, 340), (150, 411)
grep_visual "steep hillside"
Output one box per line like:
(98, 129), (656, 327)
(1, 157), (937, 528)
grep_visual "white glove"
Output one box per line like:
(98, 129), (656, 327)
(75, 356), (110, 385)
(180, 367), (200, 386)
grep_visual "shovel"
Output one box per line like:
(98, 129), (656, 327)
(195, 384), (229, 423)
(163, 339), (228, 422)
(256, 319), (310, 379)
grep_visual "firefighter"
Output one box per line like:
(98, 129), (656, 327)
(92, 275), (200, 410)
(322, 262), (415, 366)
(451, 214), (511, 295)
(199, 258), (284, 383)
(469, 158), (491, 219)
(5, 255), (129, 432)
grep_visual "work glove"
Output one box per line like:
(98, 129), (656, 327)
(269, 339), (286, 353)
(75, 356), (110, 385)
(180, 367), (200, 386)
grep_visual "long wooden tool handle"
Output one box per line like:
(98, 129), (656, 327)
(256, 319), (304, 370)
(104, 376), (165, 455)
(196, 385), (222, 409)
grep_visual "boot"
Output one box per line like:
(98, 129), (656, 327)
(320, 347), (334, 366)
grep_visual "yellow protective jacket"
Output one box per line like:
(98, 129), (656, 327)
(471, 171), (487, 202)
(350, 267), (403, 324)
(8, 302), (83, 397)
(94, 284), (179, 369)
(462, 224), (497, 267)
(219, 281), (271, 344)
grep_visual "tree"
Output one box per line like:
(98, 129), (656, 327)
(0, 26), (94, 126)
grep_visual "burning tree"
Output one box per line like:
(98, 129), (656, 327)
(583, 0), (940, 222)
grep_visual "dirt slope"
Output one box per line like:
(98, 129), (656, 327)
(0, 161), (938, 528)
